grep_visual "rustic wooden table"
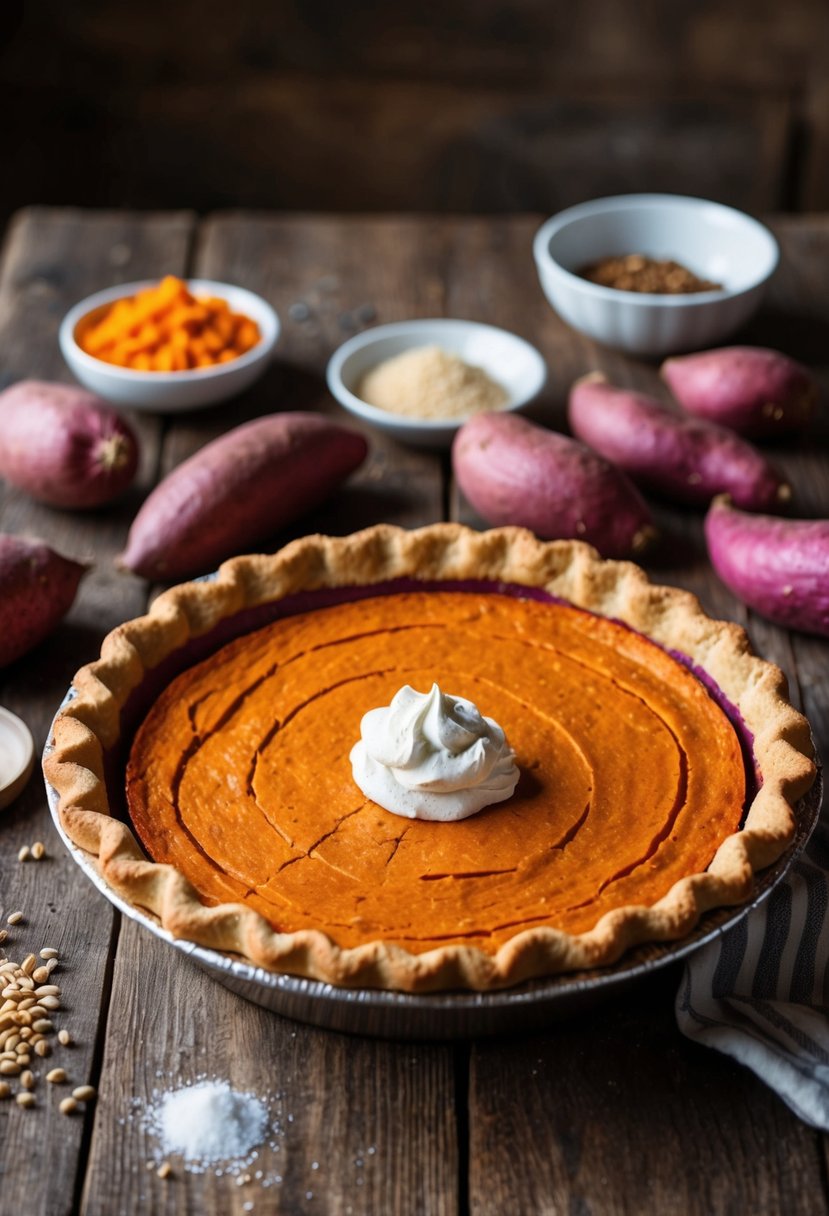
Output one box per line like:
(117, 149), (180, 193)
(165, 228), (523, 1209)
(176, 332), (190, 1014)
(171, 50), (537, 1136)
(0, 208), (827, 1216)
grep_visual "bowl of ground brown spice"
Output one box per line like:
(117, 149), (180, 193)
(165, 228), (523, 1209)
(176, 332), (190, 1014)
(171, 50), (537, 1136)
(327, 319), (547, 447)
(533, 195), (778, 357)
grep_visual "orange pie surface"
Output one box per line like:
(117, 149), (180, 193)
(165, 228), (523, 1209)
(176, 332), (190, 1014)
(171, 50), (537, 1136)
(126, 590), (747, 954)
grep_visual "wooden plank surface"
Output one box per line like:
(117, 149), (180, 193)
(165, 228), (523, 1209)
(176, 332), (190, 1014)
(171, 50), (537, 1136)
(0, 208), (194, 1216)
(79, 214), (458, 1216)
(0, 208), (827, 1215)
(446, 216), (829, 1215)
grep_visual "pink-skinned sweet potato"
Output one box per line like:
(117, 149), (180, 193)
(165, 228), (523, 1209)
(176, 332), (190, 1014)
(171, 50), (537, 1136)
(661, 346), (817, 438)
(118, 412), (368, 581)
(705, 496), (829, 636)
(0, 381), (139, 509)
(568, 373), (790, 511)
(452, 411), (654, 558)
(0, 535), (88, 666)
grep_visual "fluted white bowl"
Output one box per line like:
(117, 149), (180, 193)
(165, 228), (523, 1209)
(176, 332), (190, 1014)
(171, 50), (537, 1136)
(533, 195), (778, 358)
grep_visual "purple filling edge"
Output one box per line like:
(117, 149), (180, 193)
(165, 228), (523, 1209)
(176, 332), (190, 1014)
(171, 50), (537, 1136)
(110, 576), (757, 824)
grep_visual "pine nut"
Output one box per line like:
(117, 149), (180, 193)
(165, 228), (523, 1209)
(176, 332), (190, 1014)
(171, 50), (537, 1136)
(72, 1085), (97, 1102)
(32, 967), (49, 984)
(0, 1081), (9, 1098)
(17, 846), (30, 863)
(20, 1069), (34, 1089)
(39, 996), (60, 1011)
(58, 1029), (71, 1046)
(32, 1019), (52, 1033)
(0, 1060), (20, 1075)
(0, 930), (7, 944)
(17, 997), (35, 1011)
(21, 954), (36, 976)
(5, 1034), (19, 1051)
(46, 1068), (67, 1084)
(6, 912), (23, 925)
(59, 1096), (77, 1114)
(16, 1091), (35, 1108)
(45, 958), (58, 974)
(31, 842), (45, 860)
(34, 1040), (51, 1057)
(34, 985), (60, 998)
(39, 948), (58, 960)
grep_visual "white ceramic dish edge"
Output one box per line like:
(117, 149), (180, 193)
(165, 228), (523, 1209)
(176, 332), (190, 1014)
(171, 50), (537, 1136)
(59, 279), (280, 412)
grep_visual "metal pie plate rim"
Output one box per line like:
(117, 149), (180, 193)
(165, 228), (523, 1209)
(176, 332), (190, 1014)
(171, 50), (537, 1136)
(43, 687), (823, 1039)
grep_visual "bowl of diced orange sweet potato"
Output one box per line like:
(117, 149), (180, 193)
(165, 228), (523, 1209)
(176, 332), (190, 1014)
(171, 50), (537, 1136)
(59, 276), (280, 411)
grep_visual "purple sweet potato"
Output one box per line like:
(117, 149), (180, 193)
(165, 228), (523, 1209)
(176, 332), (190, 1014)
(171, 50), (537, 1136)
(452, 411), (654, 558)
(0, 535), (88, 666)
(0, 381), (139, 508)
(661, 346), (817, 438)
(118, 412), (369, 581)
(705, 496), (829, 636)
(568, 373), (790, 511)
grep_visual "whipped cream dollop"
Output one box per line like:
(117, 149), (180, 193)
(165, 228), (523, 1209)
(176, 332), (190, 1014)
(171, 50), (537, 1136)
(350, 683), (519, 822)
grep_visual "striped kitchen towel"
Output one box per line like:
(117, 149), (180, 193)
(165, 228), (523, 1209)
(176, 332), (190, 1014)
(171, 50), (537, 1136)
(676, 817), (829, 1129)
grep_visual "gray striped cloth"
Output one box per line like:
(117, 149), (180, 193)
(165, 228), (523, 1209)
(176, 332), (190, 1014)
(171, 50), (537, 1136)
(676, 818), (829, 1129)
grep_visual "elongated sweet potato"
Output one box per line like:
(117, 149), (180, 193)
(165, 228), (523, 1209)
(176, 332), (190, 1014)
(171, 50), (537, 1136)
(452, 411), (654, 558)
(118, 412), (368, 581)
(0, 535), (88, 666)
(0, 380), (139, 508)
(662, 346), (817, 438)
(705, 497), (829, 636)
(568, 374), (790, 510)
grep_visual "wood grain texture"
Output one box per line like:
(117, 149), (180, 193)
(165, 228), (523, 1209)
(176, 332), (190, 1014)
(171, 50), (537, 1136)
(0, 208), (194, 1216)
(1, 208), (828, 1215)
(80, 212), (457, 1216)
(452, 216), (829, 1215)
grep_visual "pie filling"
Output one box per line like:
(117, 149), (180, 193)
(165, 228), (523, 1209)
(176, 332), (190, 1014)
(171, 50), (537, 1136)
(126, 589), (748, 955)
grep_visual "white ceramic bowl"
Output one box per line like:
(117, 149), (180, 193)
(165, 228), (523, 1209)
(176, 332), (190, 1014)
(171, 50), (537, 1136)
(0, 707), (34, 811)
(326, 319), (547, 447)
(533, 194), (779, 358)
(59, 279), (280, 411)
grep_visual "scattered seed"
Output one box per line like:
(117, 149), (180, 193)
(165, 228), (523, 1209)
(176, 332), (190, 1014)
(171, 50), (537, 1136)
(17, 846), (30, 863)
(58, 1029), (71, 1047)
(31, 842), (45, 861)
(34, 1040), (51, 1058)
(72, 1085), (96, 1102)
(39, 996), (60, 1011)
(32, 966), (49, 984)
(34, 985), (60, 998)
(46, 1068), (67, 1084)
(39, 948), (58, 960)
(21, 954), (36, 976)
(20, 1069), (34, 1089)
(59, 1096), (77, 1115)
(32, 1019), (52, 1034)
(156, 1162), (172, 1180)
(0, 1060), (20, 1076)
(16, 1091), (35, 1108)
(7, 912), (23, 926)
(0, 1081), (9, 1098)
(45, 958), (58, 974)
(0, 930), (7, 944)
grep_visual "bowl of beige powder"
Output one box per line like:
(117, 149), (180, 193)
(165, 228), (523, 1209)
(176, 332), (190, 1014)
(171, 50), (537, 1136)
(327, 319), (547, 447)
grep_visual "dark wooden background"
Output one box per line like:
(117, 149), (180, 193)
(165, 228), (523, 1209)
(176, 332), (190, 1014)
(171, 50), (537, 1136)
(1, 0), (829, 227)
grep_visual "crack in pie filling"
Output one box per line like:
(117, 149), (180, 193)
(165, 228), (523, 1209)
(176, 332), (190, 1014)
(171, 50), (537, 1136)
(46, 525), (817, 992)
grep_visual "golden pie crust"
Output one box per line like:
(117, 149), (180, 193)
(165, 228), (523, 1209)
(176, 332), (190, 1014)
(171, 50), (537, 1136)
(45, 524), (816, 992)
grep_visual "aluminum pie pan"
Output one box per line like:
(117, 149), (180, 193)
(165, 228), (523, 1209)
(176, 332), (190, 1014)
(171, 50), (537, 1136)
(43, 684), (822, 1040)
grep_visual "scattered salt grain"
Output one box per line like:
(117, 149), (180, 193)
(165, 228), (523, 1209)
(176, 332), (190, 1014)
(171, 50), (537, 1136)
(149, 1080), (267, 1165)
